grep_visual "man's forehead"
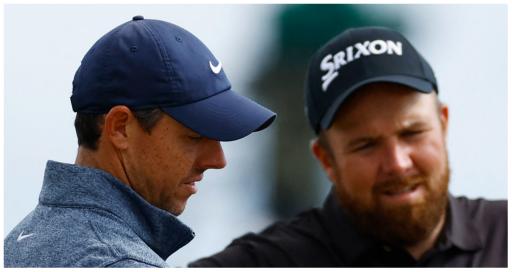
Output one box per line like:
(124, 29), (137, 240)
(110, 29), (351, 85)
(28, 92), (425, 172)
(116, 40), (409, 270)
(329, 83), (437, 130)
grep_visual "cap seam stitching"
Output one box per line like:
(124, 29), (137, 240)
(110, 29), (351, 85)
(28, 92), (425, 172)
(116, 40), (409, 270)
(140, 21), (175, 83)
(161, 87), (232, 108)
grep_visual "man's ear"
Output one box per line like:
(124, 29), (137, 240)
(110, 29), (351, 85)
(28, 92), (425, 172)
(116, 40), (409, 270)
(103, 106), (133, 150)
(439, 103), (449, 138)
(311, 138), (337, 183)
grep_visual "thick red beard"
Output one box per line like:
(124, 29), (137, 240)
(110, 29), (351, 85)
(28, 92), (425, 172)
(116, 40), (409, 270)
(335, 161), (450, 247)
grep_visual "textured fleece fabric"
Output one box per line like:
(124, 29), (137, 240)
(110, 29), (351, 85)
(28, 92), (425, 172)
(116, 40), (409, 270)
(4, 160), (194, 267)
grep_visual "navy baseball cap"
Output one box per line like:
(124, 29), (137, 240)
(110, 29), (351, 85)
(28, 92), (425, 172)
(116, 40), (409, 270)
(71, 16), (276, 141)
(305, 26), (438, 134)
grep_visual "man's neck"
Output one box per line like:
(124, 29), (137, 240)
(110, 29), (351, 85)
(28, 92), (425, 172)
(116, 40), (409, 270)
(75, 147), (100, 168)
(405, 212), (446, 260)
(75, 146), (130, 188)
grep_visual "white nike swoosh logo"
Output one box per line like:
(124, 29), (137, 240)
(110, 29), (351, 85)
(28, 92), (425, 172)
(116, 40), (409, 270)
(209, 60), (222, 74)
(17, 231), (35, 242)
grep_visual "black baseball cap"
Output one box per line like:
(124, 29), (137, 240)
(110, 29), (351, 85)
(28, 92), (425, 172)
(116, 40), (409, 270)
(305, 26), (438, 134)
(71, 16), (276, 141)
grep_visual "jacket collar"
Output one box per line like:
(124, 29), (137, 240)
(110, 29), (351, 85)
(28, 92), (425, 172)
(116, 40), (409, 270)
(39, 160), (194, 260)
(440, 194), (483, 251)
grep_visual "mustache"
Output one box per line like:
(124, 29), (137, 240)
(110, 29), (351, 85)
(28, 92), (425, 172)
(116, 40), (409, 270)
(373, 175), (426, 194)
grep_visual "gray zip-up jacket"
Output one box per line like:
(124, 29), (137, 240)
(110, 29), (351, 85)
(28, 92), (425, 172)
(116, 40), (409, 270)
(4, 160), (194, 267)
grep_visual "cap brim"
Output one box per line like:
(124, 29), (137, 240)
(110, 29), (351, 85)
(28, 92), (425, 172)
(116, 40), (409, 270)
(320, 75), (435, 130)
(162, 90), (276, 141)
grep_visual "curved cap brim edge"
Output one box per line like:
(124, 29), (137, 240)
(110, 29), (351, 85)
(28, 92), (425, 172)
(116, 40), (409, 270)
(162, 90), (276, 141)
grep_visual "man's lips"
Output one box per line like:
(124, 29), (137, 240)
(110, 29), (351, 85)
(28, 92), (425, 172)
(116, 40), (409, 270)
(382, 183), (420, 195)
(184, 174), (203, 185)
(182, 174), (203, 194)
(377, 183), (425, 203)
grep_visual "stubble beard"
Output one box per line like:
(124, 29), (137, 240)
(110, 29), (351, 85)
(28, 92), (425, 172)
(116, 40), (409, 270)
(335, 155), (450, 247)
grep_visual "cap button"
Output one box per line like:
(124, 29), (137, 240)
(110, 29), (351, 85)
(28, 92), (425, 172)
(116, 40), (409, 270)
(132, 15), (144, 21)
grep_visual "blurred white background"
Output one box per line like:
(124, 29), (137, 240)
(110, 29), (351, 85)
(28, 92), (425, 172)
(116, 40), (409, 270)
(3, 4), (507, 267)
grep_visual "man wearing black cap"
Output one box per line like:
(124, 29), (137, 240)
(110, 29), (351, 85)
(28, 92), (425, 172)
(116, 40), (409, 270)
(4, 16), (275, 267)
(190, 27), (507, 267)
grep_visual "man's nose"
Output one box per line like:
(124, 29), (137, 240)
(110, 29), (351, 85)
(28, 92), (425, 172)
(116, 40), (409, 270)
(199, 140), (227, 170)
(380, 141), (414, 177)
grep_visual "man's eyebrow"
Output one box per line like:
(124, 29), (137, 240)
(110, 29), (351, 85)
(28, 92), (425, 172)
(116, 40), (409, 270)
(344, 120), (431, 145)
(345, 135), (380, 149)
(401, 120), (430, 130)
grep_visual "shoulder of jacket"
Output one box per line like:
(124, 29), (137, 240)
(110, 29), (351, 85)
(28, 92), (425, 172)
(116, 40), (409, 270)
(452, 196), (506, 219)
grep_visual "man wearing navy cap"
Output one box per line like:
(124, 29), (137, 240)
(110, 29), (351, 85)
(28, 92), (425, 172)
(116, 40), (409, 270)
(190, 27), (507, 267)
(4, 16), (275, 267)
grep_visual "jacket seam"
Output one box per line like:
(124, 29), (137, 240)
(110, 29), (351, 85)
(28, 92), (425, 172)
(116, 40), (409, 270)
(103, 257), (162, 267)
(88, 220), (123, 258)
